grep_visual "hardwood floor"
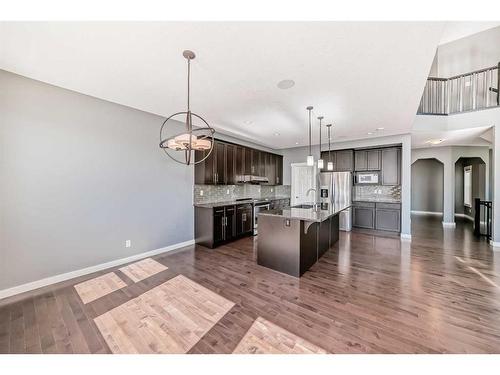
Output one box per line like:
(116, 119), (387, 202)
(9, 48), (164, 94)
(118, 258), (168, 283)
(233, 317), (327, 354)
(1, 214), (500, 354)
(95, 275), (234, 353)
(74, 272), (127, 304)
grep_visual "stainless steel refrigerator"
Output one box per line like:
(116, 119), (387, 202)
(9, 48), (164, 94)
(319, 172), (352, 231)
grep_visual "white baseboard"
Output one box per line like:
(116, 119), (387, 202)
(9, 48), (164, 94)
(400, 233), (412, 241)
(490, 240), (500, 250)
(411, 210), (442, 216)
(0, 239), (195, 300)
(442, 221), (456, 228)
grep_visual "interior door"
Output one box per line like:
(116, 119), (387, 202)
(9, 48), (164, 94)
(291, 163), (317, 206)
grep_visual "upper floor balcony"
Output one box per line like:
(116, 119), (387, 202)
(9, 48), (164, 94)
(417, 63), (499, 115)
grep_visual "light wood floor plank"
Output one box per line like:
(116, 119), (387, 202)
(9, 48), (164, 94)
(94, 275), (234, 353)
(119, 258), (168, 283)
(233, 317), (327, 354)
(74, 272), (127, 304)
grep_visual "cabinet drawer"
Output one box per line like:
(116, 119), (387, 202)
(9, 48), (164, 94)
(353, 201), (376, 208)
(375, 202), (401, 210)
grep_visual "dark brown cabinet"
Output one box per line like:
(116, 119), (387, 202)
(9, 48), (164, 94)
(195, 203), (253, 248)
(319, 150), (353, 172)
(275, 155), (283, 185)
(355, 149), (381, 171)
(381, 148), (401, 185)
(352, 202), (376, 229)
(212, 208), (226, 244)
(195, 140), (283, 185)
(352, 201), (401, 232)
(236, 204), (253, 236)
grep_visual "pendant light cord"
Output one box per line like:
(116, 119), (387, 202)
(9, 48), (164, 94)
(187, 57), (191, 113)
(308, 109), (312, 156)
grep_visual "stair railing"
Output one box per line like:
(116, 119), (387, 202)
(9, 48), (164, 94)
(418, 63), (499, 115)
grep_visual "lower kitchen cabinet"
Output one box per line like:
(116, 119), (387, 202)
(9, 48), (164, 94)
(352, 201), (401, 232)
(352, 203), (375, 229)
(236, 203), (253, 235)
(195, 204), (253, 248)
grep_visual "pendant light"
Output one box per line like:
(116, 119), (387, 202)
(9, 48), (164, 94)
(306, 106), (314, 166)
(159, 50), (215, 165)
(326, 123), (334, 171)
(317, 116), (324, 169)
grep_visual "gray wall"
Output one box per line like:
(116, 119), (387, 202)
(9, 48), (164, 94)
(411, 159), (444, 213)
(437, 26), (500, 76)
(0, 70), (194, 290)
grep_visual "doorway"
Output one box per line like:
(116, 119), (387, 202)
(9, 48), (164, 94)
(291, 163), (317, 206)
(411, 158), (444, 216)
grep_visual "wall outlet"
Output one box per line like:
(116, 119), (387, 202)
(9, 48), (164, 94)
(271, 188), (274, 192)
(125, 240), (131, 248)
(200, 190), (204, 196)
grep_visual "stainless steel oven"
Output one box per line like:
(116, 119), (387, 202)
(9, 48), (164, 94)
(253, 201), (270, 235)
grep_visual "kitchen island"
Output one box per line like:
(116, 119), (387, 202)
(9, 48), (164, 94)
(257, 201), (350, 277)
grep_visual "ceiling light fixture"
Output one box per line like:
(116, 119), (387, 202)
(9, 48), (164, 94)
(376, 127), (385, 131)
(317, 116), (324, 169)
(159, 50), (215, 165)
(306, 106), (314, 166)
(367, 132), (373, 135)
(426, 139), (444, 145)
(326, 124), (334, 171)
(277, 79), (295, 89)
(274, 132), (280, 136)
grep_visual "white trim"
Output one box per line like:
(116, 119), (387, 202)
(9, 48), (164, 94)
(442, 221), (456, 228)
(490, 240), (500, 250)
(411, 210), (443, 216)
(0, 239), (195, 300)
(400, 233), (412, 241)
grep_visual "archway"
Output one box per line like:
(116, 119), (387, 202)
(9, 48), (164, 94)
(411, 158), (444, 216)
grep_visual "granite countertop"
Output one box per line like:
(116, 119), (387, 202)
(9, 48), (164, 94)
(194, 196), (290, 208)
(352, 198), (401, 204)
(259, 201), (351, 223)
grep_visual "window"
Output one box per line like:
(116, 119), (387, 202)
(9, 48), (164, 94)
(464, 166), (472, 207)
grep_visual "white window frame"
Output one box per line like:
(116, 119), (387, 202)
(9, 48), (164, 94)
(464, 165), (472, 207)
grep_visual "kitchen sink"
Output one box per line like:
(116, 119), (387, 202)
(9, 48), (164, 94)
(292, 204), (314, 209)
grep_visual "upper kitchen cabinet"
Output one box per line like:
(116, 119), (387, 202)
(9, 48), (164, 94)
(381, 147), (401, 185)
(334, 150), (354, 172)
(265, 153), (276, 185)
(355, 149), (381, 171)
(275, 154), (283, 185)
(320, 151), (336, 173)
(195, 139), (283, 185)
(195, 140), (233, 185)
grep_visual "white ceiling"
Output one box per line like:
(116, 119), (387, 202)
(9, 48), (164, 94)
(412, 126), (492, 148)
(439, 21), (500, 45)
(0, 22), (445, 149)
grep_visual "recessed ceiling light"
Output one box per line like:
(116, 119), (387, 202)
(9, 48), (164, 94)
(376, 127), (385, 131)
(295, 142), (299, 145)
(277, 79), (295, 89)
(243, 120), (253, 125)
(426, 139), (444, 145)
(367, 132), (373, 135)
(274, 132), (280, 136)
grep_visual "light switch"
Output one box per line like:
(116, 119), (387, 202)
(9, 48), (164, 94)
(200, 190), (204, 196)
(285, 219), (291, 227)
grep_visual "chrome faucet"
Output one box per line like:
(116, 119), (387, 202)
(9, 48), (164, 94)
(306, 188), (316, 198)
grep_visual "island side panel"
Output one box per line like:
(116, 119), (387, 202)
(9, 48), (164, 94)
(330, 213), (339, 247)
(257, 215), (301, 277)
(318, 217), (331, 258)
(299, 221), (319, 276)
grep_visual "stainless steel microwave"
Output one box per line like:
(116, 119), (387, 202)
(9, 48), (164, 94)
(355, 172), (379, 184)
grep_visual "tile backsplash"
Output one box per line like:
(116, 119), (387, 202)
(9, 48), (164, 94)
(194, 184), (291, 204)
(353, 185), (401, 201)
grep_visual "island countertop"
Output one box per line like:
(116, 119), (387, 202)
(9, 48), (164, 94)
(259, 201), (350, 222)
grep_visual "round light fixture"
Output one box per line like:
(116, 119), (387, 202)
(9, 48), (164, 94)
(277, 79), (295, 89)
(159, 50), (215, 165)
(274, 132), (280, 136)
